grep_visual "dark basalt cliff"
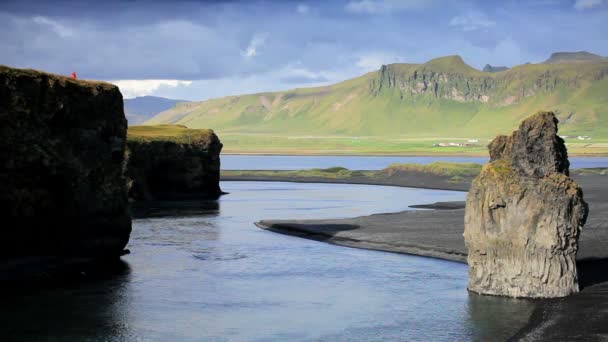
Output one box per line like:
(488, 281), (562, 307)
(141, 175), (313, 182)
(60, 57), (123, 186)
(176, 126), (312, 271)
(127, 125), (222, 200)
(464, 111), (588, 298)
(368, 56), (608, 106)
(0, 65), (131, 258)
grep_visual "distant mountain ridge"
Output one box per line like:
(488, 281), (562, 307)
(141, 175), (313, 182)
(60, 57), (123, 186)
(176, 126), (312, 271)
(543, 51), (606, 64)
(124, 96), (189, 125)
(146, 52), (608, 138)
(482, 64), (509, 72)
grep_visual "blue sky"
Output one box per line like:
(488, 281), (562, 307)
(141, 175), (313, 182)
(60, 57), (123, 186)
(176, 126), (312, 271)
(1, 0), (607, 100)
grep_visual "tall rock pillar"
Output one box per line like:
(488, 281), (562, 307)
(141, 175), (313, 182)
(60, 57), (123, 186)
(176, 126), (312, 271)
(464, 111), (588, 298)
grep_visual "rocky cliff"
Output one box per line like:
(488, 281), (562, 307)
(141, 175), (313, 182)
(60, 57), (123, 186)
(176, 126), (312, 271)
(464, 111), (588, 298)
(127, 125), (222, 200)
(0, 65), (131, 258)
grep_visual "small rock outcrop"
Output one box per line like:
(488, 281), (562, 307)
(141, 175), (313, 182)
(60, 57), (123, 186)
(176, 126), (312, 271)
(127, 125), (222, 200)
(482, 64), (509, 72)
(0, 65), (131, 258)
(464, 111), (588, 298)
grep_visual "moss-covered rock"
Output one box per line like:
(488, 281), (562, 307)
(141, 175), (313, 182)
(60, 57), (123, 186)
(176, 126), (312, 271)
(127, 125), (222, 200)
(0, 65), (131, 258)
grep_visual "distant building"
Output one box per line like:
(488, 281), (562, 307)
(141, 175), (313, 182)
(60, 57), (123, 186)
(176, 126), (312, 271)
(468, 139), (479, 143)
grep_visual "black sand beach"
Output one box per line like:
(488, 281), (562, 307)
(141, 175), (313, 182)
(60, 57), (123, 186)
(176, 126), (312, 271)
(239, 172), (608, 340)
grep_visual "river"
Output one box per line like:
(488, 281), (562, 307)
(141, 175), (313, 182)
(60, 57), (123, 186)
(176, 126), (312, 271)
(3, 181), (535, 341)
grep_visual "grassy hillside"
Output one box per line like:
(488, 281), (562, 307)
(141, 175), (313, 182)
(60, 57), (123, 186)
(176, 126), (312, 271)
(145, 54), (608, 155)
(124, 96), (189, 125)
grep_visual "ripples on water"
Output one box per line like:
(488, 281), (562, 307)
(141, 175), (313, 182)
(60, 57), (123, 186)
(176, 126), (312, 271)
(2, 182), (536, 341)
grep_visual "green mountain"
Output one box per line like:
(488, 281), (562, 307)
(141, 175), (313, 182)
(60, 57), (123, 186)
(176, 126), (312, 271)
(146, 54), (608, 140)
(124, 96), (189, 125)
(543, 51), (606, 64)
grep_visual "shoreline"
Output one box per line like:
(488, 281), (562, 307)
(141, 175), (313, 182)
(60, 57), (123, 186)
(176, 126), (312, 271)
(221, 167), (606, 193)
(221, 166), (475, 192)
(222, 176), (470, 192)
(255, 215), (468, 263)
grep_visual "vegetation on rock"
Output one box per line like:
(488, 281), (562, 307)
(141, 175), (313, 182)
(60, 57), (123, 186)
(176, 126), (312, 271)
(127, 124), (222, 200)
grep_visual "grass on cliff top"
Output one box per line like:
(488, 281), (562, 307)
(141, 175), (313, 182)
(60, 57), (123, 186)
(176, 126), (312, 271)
(0, 65), (117, 90)
(128, 124), (214, 143)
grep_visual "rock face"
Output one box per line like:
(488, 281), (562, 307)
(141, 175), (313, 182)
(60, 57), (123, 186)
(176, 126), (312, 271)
(0, 65), (131, 258)
(464, 111), (588, 298)
(127, 125), (222, 200)
(482, 64), (509, 72)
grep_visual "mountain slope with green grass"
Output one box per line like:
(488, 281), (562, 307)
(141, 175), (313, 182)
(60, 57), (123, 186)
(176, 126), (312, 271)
(124, 96), (189, 125)
(145, 53), (608, 155)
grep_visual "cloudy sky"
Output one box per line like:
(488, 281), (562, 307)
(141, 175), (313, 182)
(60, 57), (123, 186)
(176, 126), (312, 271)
(1, 0), (607, 100)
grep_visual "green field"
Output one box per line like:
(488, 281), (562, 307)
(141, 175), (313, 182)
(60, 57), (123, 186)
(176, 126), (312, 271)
(219, 134), (608, 156)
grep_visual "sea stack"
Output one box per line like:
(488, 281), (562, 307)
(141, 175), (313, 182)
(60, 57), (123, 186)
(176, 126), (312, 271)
(127, 125), (223, 200)
(464, 111), (588, 298)
(0, 65), (131, 258)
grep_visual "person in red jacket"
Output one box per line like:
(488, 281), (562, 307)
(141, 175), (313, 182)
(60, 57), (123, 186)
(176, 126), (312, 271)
(70, 72), (77, 79)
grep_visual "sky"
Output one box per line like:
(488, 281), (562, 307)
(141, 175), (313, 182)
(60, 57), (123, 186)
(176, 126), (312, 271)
(1, 0), (607, 100)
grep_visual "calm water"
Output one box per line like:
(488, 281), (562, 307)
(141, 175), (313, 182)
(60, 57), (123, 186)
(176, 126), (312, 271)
(3, 182), (535, 341)
(222, 155), (608, 170)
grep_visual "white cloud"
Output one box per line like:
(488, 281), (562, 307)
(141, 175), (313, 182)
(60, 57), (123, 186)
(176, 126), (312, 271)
(243, 33), (268, 58)
(111, 79), (193, 99)
(296, 4), (310, 14)
(450, 11), (495, 31)
(32, 16), (75, 38)
(356, 53), (404, 70)
(279, 64), (329, 83)
(345, 0), (430, 14)
(574, 0), (604, 10)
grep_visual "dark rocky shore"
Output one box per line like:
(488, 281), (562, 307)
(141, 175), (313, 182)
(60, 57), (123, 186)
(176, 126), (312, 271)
(254, 172), (608, 340)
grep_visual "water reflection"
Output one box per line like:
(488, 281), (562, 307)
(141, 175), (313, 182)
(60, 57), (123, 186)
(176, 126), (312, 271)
(2, 259), (132, 341)
(131, 199), (220, 218)
(465, 292), (536, 341)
